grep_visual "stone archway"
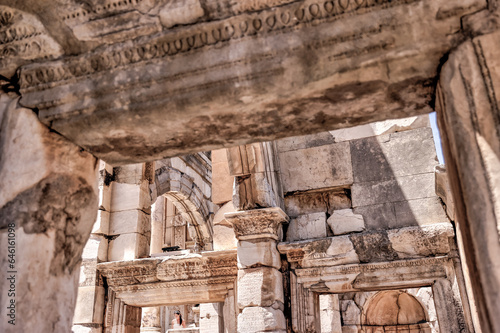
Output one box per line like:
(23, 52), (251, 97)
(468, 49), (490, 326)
(362, 291), (431, 332)
(150, 156), (213, 251)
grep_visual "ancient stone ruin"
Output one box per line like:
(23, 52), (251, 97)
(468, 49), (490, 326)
(1, 0), (500, 332)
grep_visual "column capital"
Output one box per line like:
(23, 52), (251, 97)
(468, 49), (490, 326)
(225, 207), (289, 241)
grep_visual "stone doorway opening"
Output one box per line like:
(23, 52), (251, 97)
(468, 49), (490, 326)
(140, 302), (231, 333)
(319, 288), (438, 333)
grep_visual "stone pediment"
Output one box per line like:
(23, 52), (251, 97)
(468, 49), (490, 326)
(3, 0), (488, 164)
(97, 250), (237, 306)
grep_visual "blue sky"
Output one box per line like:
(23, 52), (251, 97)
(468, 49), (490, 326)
(429, 112), (445, 164)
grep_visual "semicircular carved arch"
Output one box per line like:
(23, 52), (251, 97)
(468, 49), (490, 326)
(362, 290), (428, 326)
(151, 157), (213, 250)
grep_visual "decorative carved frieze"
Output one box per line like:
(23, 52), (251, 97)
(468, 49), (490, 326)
(225, 207), (289, 240)
(19, 0), (423, 91)
(0, 6), (63, 76)
(295, 256), (449, 279)
(15, 0), (485, 164)
(98, 250), (237, 287)
(113, 276), (237, 306)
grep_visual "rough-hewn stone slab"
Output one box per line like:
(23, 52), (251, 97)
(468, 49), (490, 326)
(279, 142), (353, 192)
(351, 173), (436, 207)
(9, 0), (485, 164)
(350, 128), (438, 183)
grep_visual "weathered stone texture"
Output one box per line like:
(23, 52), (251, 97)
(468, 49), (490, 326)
(349, 231), (399, 263)
(388, 223), (453, 259)
(435, 165), (456, 221)
(319, 294), (342, 333)
(109, 209), (151, 236)
(279, 142), (353, 192)
(0, 94), (98, 333)
(286, 212), (328, 241)
(351, 173), (436, 208)
(327, 209), (366, 236)
(284, 189), (351, 218)
(8, 0), (484, 164)
(350, 128), (438, 183)
(200, 302), (224, 333)
(110, 181), (151, 213)
(437, 28), (500, 333)
(237, 306), (286, 333)
(212, 149), (234, 205)
(237, 240), (281, 269)
(237, 267), (284, 309)
(73, 285), (105, 324)
(108, 233), (150, 261)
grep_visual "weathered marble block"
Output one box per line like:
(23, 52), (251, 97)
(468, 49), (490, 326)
(109, 209), (151, 236)
(237, 267), (284, 309)
(287, 212), (327, 241)
(237, 240), (281, 269)
(279, 142), (353, 192)
(73, 286), (105, 324)
(92, 209), (110, 235)
(351, 173), (436, 208)
(237, 306), (286, 333)
(327, 209), (366, 235)
(108, 233), (150, 261)
(213, 225), (238, 251)
(82, 234), (108, 262)
(350, 128), (437, 183)
(211, 149), (233, 205)
(110, 181), (151, 212)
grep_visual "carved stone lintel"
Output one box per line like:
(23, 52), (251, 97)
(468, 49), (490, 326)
(225, 207), (289, 241)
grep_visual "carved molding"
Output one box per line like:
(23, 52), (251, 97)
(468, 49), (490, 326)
(0, 5), (62, 74)
(18, 0), (421, 91)
(113, 276), (236, 293)
(289, 256), (453, 332)
(98, 250), (237, 287)
(225, 207), (289, 240)
(295, 256), (449, 279)
(278, 223), (455, 268)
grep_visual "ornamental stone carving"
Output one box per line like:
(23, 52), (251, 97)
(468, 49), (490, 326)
(225, 207), (289, 240)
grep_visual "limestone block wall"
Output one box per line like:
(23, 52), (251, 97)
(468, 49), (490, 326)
(73, 161), (112, 333)
(276, 115), (446, 242)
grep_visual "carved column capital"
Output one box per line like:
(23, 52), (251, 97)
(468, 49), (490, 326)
(224, 207), (289, 241)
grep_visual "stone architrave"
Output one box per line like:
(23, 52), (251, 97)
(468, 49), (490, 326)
(437, 28), (500, 333)
(10, 0), (486, 164)
(0, 94), (99, 333)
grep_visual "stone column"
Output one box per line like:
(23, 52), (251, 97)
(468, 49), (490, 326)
(108, 163), (153, 261)
(226, 207), (289, 333)
(141, 307), (162, 333)
(0, 94), (99, 332)
(436, 29), (500, 333)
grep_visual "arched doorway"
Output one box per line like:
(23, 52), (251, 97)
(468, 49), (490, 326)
(362, 291), (432, 332)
